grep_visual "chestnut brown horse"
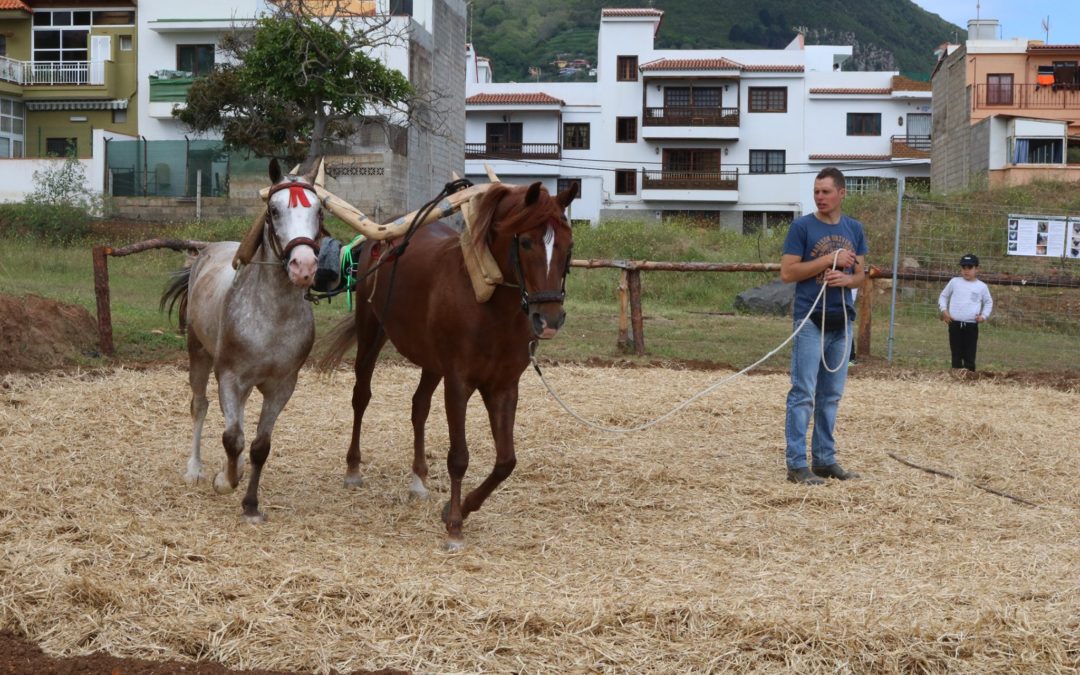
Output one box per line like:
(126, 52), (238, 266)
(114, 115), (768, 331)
(321, 181), (577, 550)
(162, 159), (324, 523)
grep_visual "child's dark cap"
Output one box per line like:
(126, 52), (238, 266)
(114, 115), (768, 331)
(959, 253), (979, 267)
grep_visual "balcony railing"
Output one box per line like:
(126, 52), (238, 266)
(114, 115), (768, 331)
(643, 106), (740, 127)
(891, 134), (932, 158)
(465, 143), (561, 160)
(642, 168), (739, 190)
(974, 83), (1080, 110)
(0, 56), (98, 85)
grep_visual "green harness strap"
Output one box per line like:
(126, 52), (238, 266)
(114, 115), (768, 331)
(340, 233), (366, 311)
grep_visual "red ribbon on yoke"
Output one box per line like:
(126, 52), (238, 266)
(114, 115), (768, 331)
(288, 185), (311, 208)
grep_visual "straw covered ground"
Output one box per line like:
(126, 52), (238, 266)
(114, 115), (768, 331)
(0, 363), (1078, 673)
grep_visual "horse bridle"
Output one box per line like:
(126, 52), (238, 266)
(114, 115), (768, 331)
(507, 217), (572, 314)
(264, 180), (326, 264)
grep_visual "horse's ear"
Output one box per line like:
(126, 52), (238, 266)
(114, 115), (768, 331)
(269, 158), (282, 184)
(556, 181), (578, 208)
(524, 181), (543, 206)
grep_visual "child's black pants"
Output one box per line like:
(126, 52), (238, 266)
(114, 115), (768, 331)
(948, 320), (979, 371)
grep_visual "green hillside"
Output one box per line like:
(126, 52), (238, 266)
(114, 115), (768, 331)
(470, 0), (964, 82)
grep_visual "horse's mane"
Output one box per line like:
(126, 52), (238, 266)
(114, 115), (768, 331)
(469, 183), (566, 249)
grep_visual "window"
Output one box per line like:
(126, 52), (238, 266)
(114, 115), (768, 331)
(30, 9), (130, 64)
(846, 113), (882, 136)
(0, 36), (6, 57)
(616, 55), (638, 82)
(557, 178), (581, 199)
(1012, 138), (1063, 164)
(563, 123), (590, 150)
(846, 177), (897, 193)
(485, 122), (522, 154)
(749, 150), (786, 174)
(748, 87), (786, 112)
(46, 137), (76, 157)
(0, 97), (22, 158)
(616, 117), (637, 143)
(615, 169), (636, 195)
(664, 86), (721, 108)
(986, 73), (1014, 105)
(177, 44), (215, 76)
(112, 108), (127, 124)
(119, 35), (132, 51)
(664, 149), (719, 172)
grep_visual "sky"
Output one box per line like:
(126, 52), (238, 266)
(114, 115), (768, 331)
(911, 0), (1080, 44)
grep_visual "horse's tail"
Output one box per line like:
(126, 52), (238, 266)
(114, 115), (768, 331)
(316, 312), (358, 372)
(160, 265), (191, 332)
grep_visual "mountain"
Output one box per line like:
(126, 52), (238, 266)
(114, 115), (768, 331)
(468, 0), (965, 82)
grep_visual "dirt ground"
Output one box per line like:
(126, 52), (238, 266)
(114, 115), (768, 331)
(1, 291), (1077, 673)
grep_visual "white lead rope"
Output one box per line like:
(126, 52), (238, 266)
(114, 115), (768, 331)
(531, 251), (850, 434)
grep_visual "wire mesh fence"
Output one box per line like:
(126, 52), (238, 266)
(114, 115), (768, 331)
(864, 191), (1079, 372)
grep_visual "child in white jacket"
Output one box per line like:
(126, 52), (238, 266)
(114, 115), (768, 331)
(938, 253), (993, 371)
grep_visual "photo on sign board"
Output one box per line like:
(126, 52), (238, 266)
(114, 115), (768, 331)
(1038, 221), (1049, 234)
(1010, 219), (1019, 231)
(1009, 242), (1018, 252)
(1036, 244), (1047, 255)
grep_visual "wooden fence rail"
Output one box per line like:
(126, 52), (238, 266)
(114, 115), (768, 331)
(92, 244), (1079, 359)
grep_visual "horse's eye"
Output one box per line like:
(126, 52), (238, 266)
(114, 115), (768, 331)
(520, 238), (533, 250)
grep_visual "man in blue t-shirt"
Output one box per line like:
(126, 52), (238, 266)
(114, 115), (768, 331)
(780, 167), (867, 485)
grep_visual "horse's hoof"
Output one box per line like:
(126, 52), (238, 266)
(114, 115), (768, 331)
(343, 473), (363, 489)
(212, 472), (235, 494)
(242, 511), (267, 524)
(408, 474), (429, 499)
(442, 538), (466, 553)
(183, 470), (203, 486)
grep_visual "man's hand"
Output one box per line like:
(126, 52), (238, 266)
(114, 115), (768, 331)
(976, 314), (985, 323)
(941, 310), (952, 322)
(824, 249), (856, 270)
(823, 269), (852, 287)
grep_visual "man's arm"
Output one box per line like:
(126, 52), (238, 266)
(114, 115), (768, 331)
(780, 249), (858, 284)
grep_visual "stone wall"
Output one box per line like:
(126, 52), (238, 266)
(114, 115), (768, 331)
(930, 47), (974, 193)
(108, 196), (261, 223)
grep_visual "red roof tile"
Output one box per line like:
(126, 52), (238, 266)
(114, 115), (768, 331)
(809, 154), (891, 161)
(640, 57), (743, 72)
(1028, 43), (1080, 51)
(809, 88), (892, 95)
(0, 0), (32, 11)
(466, 93), (564, 106)
(639, 58), (803, 73)
(601, 8), (664, 17)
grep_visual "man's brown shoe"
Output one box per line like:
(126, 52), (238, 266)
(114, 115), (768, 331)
(812, 463), (860, 480)
(787, 467), (826, 485)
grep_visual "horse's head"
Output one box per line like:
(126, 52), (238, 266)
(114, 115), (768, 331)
(474, 181), (577, 339)
(265, 159), (323, 288)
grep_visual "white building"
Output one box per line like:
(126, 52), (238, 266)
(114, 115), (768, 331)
(465, 8), (931, 229)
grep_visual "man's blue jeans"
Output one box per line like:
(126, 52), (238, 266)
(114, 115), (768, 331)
(784, 320), (852, 470)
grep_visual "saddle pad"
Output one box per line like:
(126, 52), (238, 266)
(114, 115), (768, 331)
(459, 192), (504, 303)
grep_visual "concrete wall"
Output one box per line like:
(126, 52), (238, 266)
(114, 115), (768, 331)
(930, 47), (972, 192)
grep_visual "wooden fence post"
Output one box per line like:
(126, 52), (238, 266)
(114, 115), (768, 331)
(92, 245), (114, 357)
(617, 269), (631, 351)
(857, 276), (873, 359)
(627, 269), (645, 356)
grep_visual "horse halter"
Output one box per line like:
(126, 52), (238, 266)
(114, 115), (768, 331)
(508, 217), (572, 314)
(264, 180), (325, 264)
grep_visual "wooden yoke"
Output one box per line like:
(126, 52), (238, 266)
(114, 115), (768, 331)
(301, 160), (507, 302)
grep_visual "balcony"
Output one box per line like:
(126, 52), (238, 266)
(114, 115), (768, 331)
(641, 169), (739, 202)
(464, 143), (561, 160)
(0, 56), (106, 86)
(974, 83), (1080, 110)
(641, 106), (740, 141)
(891, 134), (931, 158)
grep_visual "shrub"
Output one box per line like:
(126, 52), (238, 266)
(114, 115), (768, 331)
(6, 151), (102, 243)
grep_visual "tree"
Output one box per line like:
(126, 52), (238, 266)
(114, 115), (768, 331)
(175, 1), (414, 171)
